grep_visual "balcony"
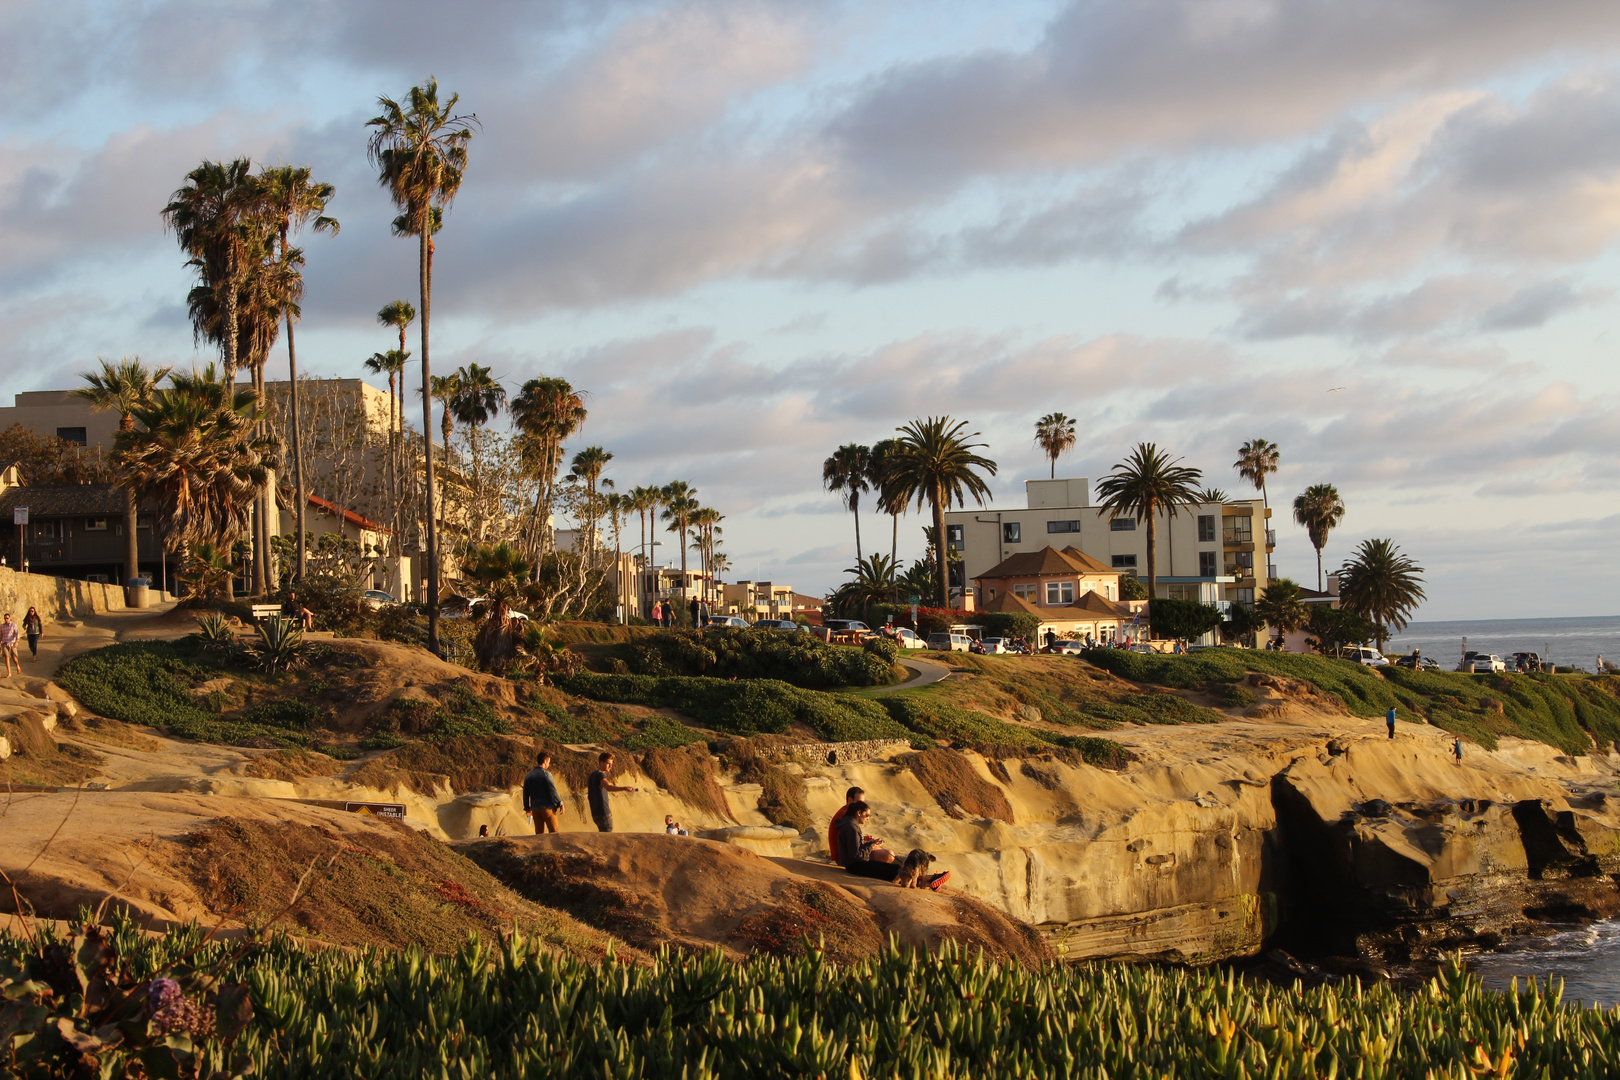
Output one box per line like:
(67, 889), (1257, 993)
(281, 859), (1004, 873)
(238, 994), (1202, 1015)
(1267, 564), (1279, 581)
(1222, 526), (1254, 545)
(1265, 529), (1276, 548)
(1223, 556), (1255, 578)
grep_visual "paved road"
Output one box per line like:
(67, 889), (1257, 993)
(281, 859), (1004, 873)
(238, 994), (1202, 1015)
(862, 655), (951, 694)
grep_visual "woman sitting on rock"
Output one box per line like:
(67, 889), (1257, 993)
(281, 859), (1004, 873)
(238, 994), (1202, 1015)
(836, 802), (949, 891)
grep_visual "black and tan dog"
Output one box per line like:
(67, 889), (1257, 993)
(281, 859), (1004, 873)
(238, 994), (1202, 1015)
(893, 848), (937, 888)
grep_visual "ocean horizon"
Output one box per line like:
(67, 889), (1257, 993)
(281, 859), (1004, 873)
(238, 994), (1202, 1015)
(1387, 614), (1620, 671)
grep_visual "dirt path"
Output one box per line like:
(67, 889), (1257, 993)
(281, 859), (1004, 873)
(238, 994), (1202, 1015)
(1, 600), (189, 684)
(861, 655), (952, 693)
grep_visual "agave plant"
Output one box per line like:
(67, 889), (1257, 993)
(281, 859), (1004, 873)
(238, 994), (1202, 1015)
(250, 615), (306, 672)
(195, 610), (237, 651)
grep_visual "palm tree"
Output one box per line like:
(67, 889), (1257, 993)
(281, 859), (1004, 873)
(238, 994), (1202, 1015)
(426, 372), (462, 457)
(1292, 483), (1347, 591)
(376, 300), (416, 436)
(1254, 578), (1309, 645)
(1337, 538), (1426, 652)
(831, 553), (898, 618)
(628, 484), (660, 568)
(1034, 413), (1077, 479)
(449, 362), (506, 496)
(363, 350), (409, 476)
(868, 437), (905, 573)
(566, 446), (613, 499)
(822, 443), (871, 562)
(511, 377), (588, 556)
(1095, 443), (1203, 602)
(162, 159), (262, 387)
(689, 506), (723, 601)
(1198, 488), (1228, 504)
(73, 358), (173, 593)
(258, 165), (338, 582)
(1234, 439), (1281, 511)
(459, 541), (532, 672)
(660, 481), (698, 598)
(882, 417), (998, 608)
(115, 365), (278, 570)
(367, 78), (477, 655)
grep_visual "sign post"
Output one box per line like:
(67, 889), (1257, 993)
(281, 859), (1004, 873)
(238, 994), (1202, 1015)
(11, 506), (26, 572)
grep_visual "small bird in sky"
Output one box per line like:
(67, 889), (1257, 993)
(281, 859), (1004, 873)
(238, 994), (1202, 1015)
(1326, 386), (1347, 392)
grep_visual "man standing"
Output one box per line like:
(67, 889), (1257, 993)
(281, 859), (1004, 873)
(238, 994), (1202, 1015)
(587, 751), (637, 832)
(523, 751), (563, 833)
(1386, 706), (1397, 740)
(0, 614), (18, 677)
(688, 595), (699, 628)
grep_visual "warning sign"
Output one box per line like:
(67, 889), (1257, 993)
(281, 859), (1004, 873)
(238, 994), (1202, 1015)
(343, 801), (406, 819)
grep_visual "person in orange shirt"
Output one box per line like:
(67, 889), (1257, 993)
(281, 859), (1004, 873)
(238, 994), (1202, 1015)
(828, 786), (895, 864)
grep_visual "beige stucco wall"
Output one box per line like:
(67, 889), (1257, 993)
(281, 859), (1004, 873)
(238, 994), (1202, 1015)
(0, 566), (127, 620)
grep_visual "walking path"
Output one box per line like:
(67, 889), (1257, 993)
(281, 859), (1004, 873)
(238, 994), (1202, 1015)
(5, 599), (185, 683)
(861, 655), (951, 694)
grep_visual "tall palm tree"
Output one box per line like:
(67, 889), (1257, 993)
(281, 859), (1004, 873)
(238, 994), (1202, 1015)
(115, 365), (278, 562)
(449, 362), (506, 494)
(426, 372), (462, 458)
(367, 78), (477, 655)
(882, 417), (998, 608)
(822, 443), (871, 562)
(628, 484), (660, 568)
(162, 159), (261, 388)
(660, 481), (698, 598)
(1034, 413), (1078, 479)
(1292, 483), (1347, 591)
(689, 506), (723, 601)
(566, 446), (613, 500)
(1254, 578), (1309, 644)
(1198, 488), (1228, 504)
(868, 437), (905, 573)
(376, 299), (416, 436)
(73, 358), (173, 592)
(1095, 443), (1203, 602)
(258, 165), (338, 582)
(1337, 539), (1425, 652)
(511, 377), (587, 556)
(363, 350), (409, 478)
(831, 553), (898, 618)
(1234, 438), (1281, 511)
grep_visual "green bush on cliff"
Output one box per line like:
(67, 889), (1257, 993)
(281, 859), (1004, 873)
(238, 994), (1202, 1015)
(6, 921), (1615, 1079)
(880, 696), (1132, 767)
(617, 628), (896, 688)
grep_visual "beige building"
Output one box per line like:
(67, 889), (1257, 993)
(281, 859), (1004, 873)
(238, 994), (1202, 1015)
(721, 580), (796, 619)
(973, 546), (1130, 641)
(943, 478), (1271, 609)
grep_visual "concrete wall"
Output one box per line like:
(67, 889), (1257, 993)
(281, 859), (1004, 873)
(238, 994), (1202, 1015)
(0, 566), (127, 620)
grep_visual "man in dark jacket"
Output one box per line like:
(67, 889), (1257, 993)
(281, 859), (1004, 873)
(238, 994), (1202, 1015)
(522, 752), (563, 833)
(836, 803), (950, 890)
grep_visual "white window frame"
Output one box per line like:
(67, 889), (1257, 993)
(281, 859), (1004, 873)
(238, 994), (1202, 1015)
(1045, 581), (1075, 605)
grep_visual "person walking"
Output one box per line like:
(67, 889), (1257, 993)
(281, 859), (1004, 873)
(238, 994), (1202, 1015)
(688, 596), (699, 628)
(651, 600), (663, 626)
(523, 751), (563, 834)
(1453, 738), (1464, 765)
(1386, 706), (1397, 740)
(21, 607), (43, 661)
(586, 751), (637, 833)
(0, 614), (20, 677)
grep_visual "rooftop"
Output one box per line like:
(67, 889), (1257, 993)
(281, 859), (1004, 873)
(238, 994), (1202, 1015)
(976, 545), (1122, 581)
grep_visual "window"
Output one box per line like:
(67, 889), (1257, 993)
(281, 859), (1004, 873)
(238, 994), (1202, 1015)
(1013, 583), (1038, 600)
(55, 427), (87, 446)
(34, 521), (56, 540)
(1223, 518), (1253, 544)
(945, 524), (964, 545)
(1166, 583), (1199, 601)
(1045, 581), (1075, 605)
(1225, 552), (1254, 575)
(1047, 520), (1081, 534)
(136, 516), (152, 530)
(1231, 588), (1255, 606)
(1199, 551), (1217, 577)
(1109, 517), (1135, 531)
(986, 588), (996, 600)
(1197, 515), (1215, 543)
(84, 518), (107, 531)
(1111, 554), (1137, 569)
(1002, 522), (1021, 544)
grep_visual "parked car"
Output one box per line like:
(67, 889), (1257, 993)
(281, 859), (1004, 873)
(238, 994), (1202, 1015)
(1042, 639), (1085, 655)
(1128, 644), (1157, 654)
(362, 589), (397, 609)
(926, 632), (972, 652)
(977, 637), (1008, 654)
(893, 627), (926, 649)
(1468, 654), (1506, 673)
(822, 619), (875, 642)
(706, 616), (749, 628)
(1393, 653), (1439, 670)
(754, 619), (806, 632)
(1344, 646), (1388, 667)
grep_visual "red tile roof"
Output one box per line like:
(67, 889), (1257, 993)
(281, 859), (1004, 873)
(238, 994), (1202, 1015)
(977, 545), (1121, 581)
(307, 494), (389, 534)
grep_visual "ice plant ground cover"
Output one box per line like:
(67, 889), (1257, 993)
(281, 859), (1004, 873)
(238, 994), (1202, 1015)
(4, 919), (1619, 1078)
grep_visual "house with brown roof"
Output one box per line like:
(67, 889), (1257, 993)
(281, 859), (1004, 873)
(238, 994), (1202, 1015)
(974, 546), (1134, 641)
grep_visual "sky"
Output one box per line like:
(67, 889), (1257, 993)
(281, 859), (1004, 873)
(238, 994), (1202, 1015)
(3, 0), (1620, 620)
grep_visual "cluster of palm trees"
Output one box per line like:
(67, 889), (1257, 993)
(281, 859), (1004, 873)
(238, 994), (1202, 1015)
(823, 418), (998, 608)
(620, 482), (728, 602)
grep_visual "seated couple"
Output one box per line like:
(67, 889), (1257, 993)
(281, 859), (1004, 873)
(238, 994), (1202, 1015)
(828, 786), (950, 891)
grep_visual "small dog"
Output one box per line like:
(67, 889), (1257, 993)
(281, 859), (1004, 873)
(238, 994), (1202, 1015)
(893, 848), (937, 889)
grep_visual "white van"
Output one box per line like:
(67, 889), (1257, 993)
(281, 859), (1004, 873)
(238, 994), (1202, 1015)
(926, 632), (972, 652)
(1344, 646), (1388, 667)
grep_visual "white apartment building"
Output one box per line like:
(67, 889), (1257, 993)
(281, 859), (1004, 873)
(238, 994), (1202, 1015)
(943, 478), (1276, 607)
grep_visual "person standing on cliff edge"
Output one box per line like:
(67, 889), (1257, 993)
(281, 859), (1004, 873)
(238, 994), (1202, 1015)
(1386, 706), (1397, 740)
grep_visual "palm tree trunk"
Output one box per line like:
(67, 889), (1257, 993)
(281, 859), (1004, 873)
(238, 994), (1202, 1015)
(1145, 505), (1158, 602)
(287, 315), (308, 583)
(1050, 455), (1056, 479)
(251, 363), (269, 597)
(932, 483), (948, 609)
(852, 501), (862, 562)
(419, 226), (439, 655)
(890, 511), (899, 602)
(223, 254), (239, 388)
(1315, 546), (1323, 592)
(119, 414), (139, 589)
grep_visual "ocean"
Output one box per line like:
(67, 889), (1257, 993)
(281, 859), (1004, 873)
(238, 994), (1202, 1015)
(1388, 615), (1620, 1002)
(1387, 615), (1620, 672)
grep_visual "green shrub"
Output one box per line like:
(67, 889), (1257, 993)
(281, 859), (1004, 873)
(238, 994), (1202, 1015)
(863, 636), (901, 664)
(622, 716), (706, 750)
(237, 699), (319, 731)
(359, 731), (406, 752)
(881, 696), (1131, 761)
(10, 922), (1596, 1079)
(621, 629), (894, 689)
